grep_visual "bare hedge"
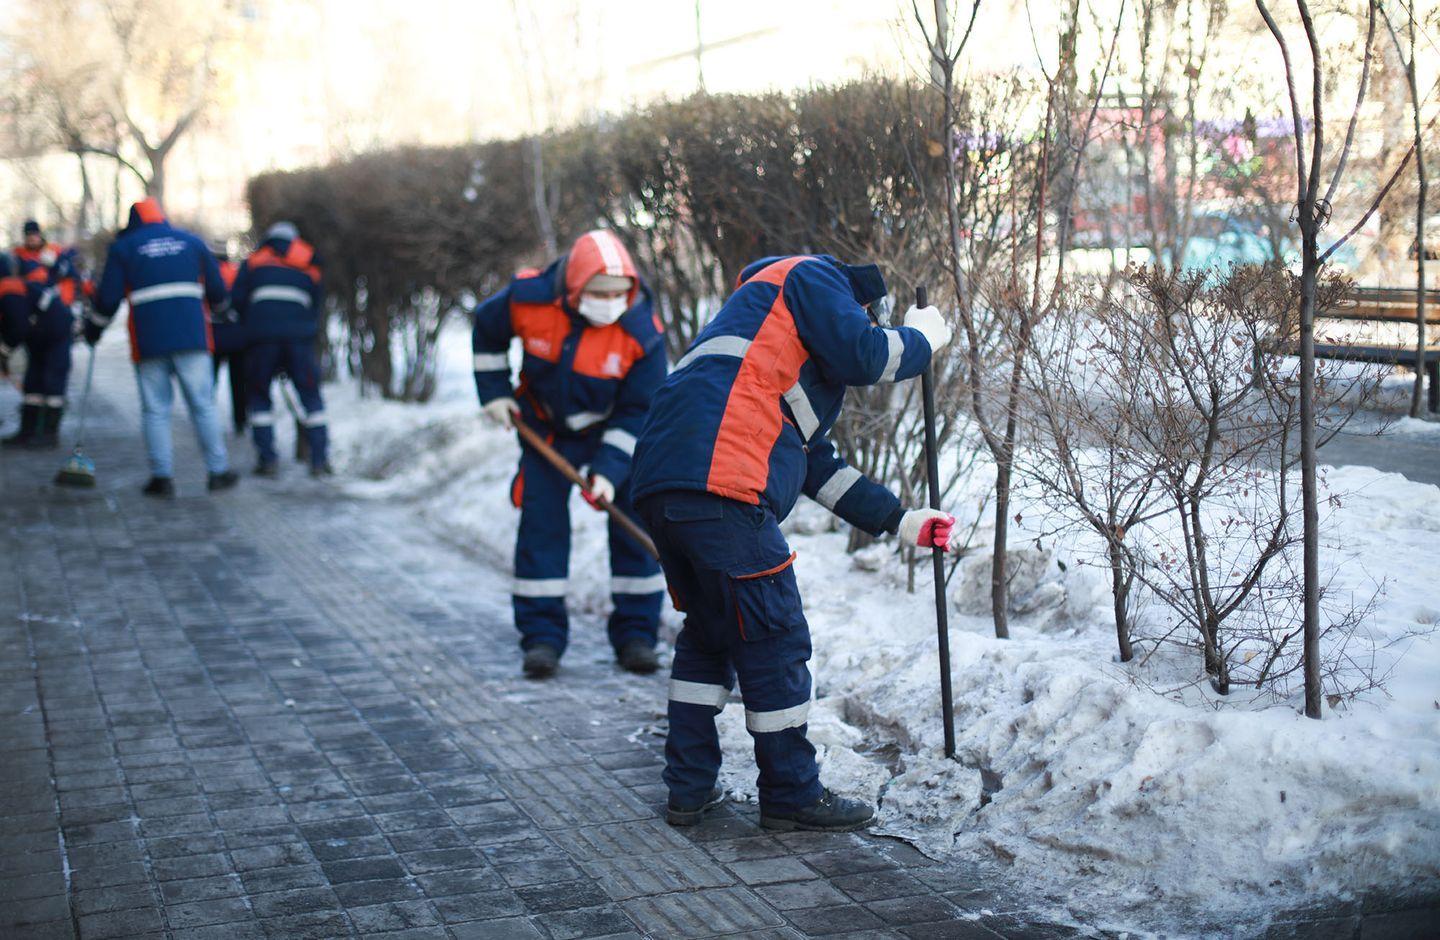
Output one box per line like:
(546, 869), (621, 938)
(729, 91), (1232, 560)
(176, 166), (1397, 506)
(246, 79), (956, 397)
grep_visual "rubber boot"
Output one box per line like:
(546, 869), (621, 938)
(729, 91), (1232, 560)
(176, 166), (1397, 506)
(759, 789), (875, 832)
(32, 405), (62, 449)
(2, 403), (39, 448)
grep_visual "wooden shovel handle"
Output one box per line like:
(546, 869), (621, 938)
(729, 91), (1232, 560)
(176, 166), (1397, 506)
(511, 412), (660, 561)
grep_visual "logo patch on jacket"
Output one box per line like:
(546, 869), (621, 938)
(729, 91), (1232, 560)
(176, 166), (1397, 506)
(602, 352), (624, 377)
(525, 337), (552, 357)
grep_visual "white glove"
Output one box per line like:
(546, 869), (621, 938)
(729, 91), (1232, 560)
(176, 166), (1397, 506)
(902, 304), (952, 354)
(898, 508), (955, 550)
(482, 396), (518, 429)
(584, 474), (615, 510)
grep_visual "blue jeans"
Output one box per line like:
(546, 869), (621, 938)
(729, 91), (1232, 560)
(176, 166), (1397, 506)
(135, 350), (229, 478)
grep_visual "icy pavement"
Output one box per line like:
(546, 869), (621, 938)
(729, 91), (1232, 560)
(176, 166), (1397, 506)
(1, 342), (1436, 939)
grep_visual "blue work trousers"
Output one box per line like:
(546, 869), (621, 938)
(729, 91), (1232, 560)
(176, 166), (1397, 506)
(511, 433), (663, 656)
(635, 490), (821, 814)
(247, 339), (327, 468)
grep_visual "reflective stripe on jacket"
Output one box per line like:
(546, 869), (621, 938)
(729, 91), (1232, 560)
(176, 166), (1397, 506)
(630, 254), (932, 536)
(232, 237), (325, 342)
(94, 199), (228, 361)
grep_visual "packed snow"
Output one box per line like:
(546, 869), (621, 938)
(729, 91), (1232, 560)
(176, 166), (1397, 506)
(301, 324), (1438, 934)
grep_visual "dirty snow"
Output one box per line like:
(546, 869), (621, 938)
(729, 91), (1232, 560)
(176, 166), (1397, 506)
(314, 324), (1440, 934)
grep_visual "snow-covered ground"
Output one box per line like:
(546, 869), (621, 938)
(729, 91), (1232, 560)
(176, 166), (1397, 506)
(309, 324), (1439, 935)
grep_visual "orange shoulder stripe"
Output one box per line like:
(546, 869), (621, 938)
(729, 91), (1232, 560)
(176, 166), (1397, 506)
(705, 256), (811, 504)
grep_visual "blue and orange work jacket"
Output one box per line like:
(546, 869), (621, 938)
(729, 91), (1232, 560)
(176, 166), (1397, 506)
(93, 199), (229, 362)
(472, 235), (667, 489)
(231, 236), (325, 343)
(12, 242), (91, 342)
(631, 255), (934, 537)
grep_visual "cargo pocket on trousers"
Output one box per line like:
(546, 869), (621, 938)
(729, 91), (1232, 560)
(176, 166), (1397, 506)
(728, 552), (804, 642)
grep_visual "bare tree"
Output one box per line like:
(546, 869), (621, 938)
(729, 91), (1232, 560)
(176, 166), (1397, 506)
(916, 0), (1121, 638)
(1022, 289), (1171, 661)
(3, 0), (233, 204)
(1253, 0), (1417, 717)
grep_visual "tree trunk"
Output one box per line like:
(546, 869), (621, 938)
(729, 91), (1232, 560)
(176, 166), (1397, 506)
(528, 135), (557, 258)
(1299, 242), (1322, 718)
(990, 458), (1012, 639)
(73, 151), (94, 235)
(146, 155), (165, 201)
(363, 303), (395, 398)
(1108, 540), (1134, 661)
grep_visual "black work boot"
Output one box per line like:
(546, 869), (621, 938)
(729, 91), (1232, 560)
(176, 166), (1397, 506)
(208, 470), (239, 492)
(142, 477), (176, 498)
(32, 405), (62, 449)
(254, 460), (279, 478)
(760, 789), (875, 832)
(3, 403), (40, 448)
(522, 645), (560, 679)
(617, 640), (659, 675)
(667, 786), (727, 827)
(310, 462), (335, 479)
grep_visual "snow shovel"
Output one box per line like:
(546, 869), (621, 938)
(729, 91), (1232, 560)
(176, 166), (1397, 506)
(915, 285), (956, 759)
(54, 345), (97, 488)
(510, 410), (660, 561)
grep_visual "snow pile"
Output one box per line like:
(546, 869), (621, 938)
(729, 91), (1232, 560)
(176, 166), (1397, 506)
(322, 324), (1440, 930)
(1391, 416), (1440, 436)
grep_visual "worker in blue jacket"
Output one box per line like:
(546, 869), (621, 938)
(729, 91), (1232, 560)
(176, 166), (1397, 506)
(630, 254), (956, 832)
(473, 230), (668, 679)
(2, 221), (90, 449)
(87, 198), (238, 497)
(230, 221), (330, 477)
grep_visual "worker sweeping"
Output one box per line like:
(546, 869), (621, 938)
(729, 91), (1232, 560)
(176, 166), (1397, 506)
(629, 254), (955, 831)
(472, 230), (668, 679)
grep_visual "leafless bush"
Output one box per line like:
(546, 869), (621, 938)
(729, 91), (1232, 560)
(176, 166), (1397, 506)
(1084, 264), (1386, 699)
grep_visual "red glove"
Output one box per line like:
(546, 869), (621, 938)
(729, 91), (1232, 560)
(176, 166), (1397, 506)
(583, 474), (615, 511)
(899, 509), (955, 551)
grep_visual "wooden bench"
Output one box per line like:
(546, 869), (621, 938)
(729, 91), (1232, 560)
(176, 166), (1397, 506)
(1260, 286), (1440, 413)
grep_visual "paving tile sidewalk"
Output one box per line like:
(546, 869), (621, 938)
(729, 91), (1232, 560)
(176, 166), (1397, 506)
(2, 353), (1433, 939)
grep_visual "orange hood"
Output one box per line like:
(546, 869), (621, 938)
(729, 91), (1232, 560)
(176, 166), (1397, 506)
(562, 230), (638, 310)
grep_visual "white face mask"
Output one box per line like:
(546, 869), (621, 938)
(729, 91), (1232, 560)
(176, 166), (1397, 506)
(578, 294), (627, 326)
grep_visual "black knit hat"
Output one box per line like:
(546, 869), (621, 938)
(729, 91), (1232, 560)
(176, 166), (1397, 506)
(22, 220), (41, 236)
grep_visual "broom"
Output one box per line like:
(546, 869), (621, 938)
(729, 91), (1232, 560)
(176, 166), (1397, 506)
(54, 345), (97, 488)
